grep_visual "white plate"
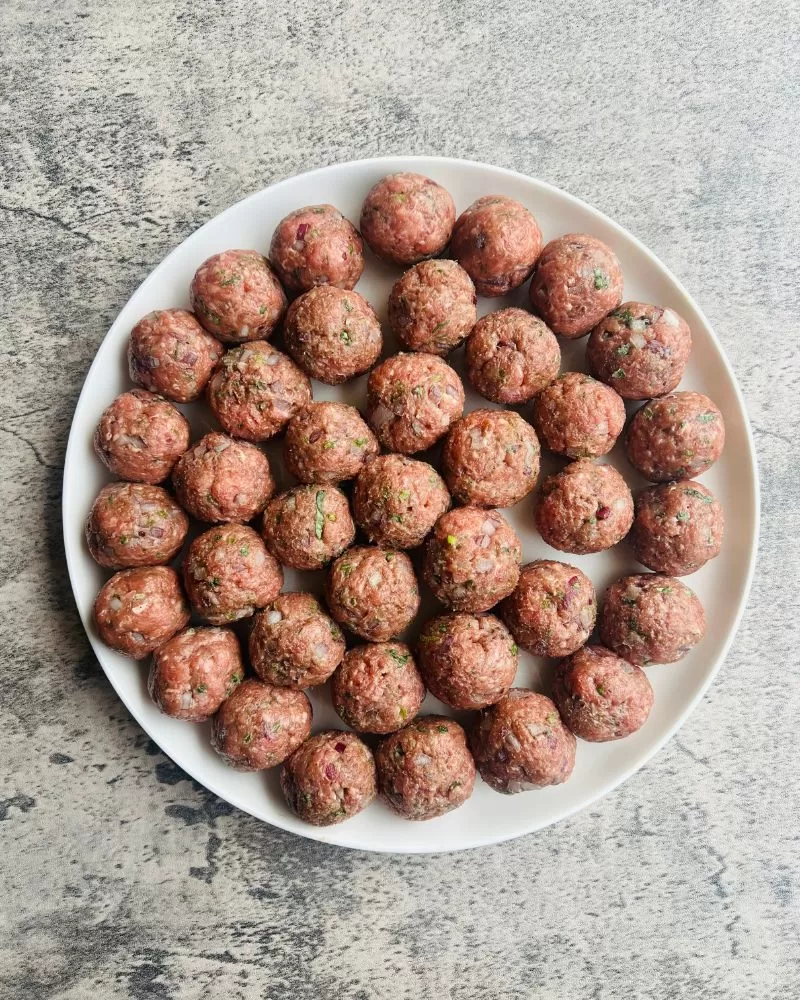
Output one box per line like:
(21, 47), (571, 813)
(63, 156), (759, 854)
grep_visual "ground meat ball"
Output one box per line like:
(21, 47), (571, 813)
(423, 507), (521, 613)
(532, 372), (626, 459)
(469, 689), (576, 793)
(587, 302), (692, 399)
(269, 204), (364, 295)
(352, 454), (450, 550)
(631, 480), (724, 576)
(93, 566), (189, 659)
(625, 392), (726, 482)
(600, 573), (706, 665)
(325, 546), (420, 642)
(262, 485), (355, 570)
(552, 645), (654, 742)
(375, 716), (475, 820)
(86, 482), (188, 569)
(281, 730), (377, 826)
(249, 592), (345, 688)
(536, 460), (634, 555)
(93, 389), (190, 484)
(450, 196), (543, 297)
(331, 642), (426, 733)
(128, 309), (223, 403)
(366, 353), (464, 454)
(183, 524), (283, 624)
(500, 560), (596, 658)
(190, 250), (286, 343)
(172, 433), (274, 523)
(529, 234), (623, 339)
(442, 409), (540, 508)
(465, 308), (561, 405)
(360, 172), (456, 265)
(148, 627), (244, 721)
(284, 402), (379, 484)
(388, 259), (476, 355)
(211, 679), (311, 771)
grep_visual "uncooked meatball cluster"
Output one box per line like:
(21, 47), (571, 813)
(86, 170), (726, 831)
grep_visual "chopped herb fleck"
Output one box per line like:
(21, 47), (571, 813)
(676, 510), (691, 522)
(616, 343), (631, 356)
(195, 683), (207, 694)
(593, 268), (609, 290)
(343, 300), (353, 312)
(353, 437), (367, 447)
(510, 643), (518, 656)
(614, 308), (635, 326)
(314, 490), (326, 539)
(239, 545), (250, 556)
(436, 724), (449, 734)
(340, 330), (351, 344)
(683, 488), (713, 503)
(322, 440), (336, 450)
(697, 412), (717, 423)
(388, 649), (409, 665)
(611, 368), (626, 380)
(446, 534), (458, 547)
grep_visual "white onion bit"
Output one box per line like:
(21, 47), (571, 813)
(630, 331), (648, 349)
(415, 753), (432, 767)
(267, 610), (283, 625)
(475, 558), (493, 573)
(109, 597), (123, 612)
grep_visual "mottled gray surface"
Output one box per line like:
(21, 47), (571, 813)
(1, 0), (799, 996)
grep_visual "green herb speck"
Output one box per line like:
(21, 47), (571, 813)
(593, 268), (609, 290)
(314, 490), (326, 539)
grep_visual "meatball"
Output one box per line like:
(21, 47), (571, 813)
(172, 433), (274, 523)
(450, 195), (542, 297)
(536, 460), (634, 555)
(211, 679), (311, 771)
(532, 372), (626, 459)
(148, 627), (244, 721)
(86, 482), (188, 569)
(128, 309), (223, 402)
(261, 485), (355, 570)
(600, 573), (706, 665)
(423, 507), (521, 613)
(388, 259), (476, 355)
(442, 409), (540, 508)
(469, 689), (576, 793)
(587, 302), (692, 399)
(465, 308), (561, 405)
(631, 480), (724, 576)
(190, 249), (286, 343)
(283, 285), (382, 384)
(208, 342), (312, 443)
(249, 592), (345, 688)
(284, 402), (379, 484)
(553, 645), (654, 742)
(366, 353), (464, 454)
(331, 642), (426, 733)
(625, 392), (726, 482)
(269, 204), (364, 295)
(529, 234), (623, 339)
(93, 389), (190, 484)
(183, 524), (283, 624)
(375, 716), (476, 820)
(360, 172), (456, 265)
(281, 730), (377, 826)
(325, 546), (420, 642)
(352, 454), (450, 550)
(500, 560), (596, 658)
(93, 566), (189, 659)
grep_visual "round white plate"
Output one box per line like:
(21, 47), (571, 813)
(63, 156), (759, 854)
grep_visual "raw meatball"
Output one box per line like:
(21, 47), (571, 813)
(183, 524), (283, 624)
(284, 402), (379, 484)
(331, 642), (426, 733)
(625, 392), (726, 482)
(281, 730), (377, 826)
(600, 573), (706, 665)
(360, 172), (456, 265)
(283, 285), (382, 384)
(249, 592), (345, 688)
(352, 454), (450, 550)
(94, 389), (190, 484)
(128, 309), (223, 402)
(211, 679), (311, 771)
(375, 716), (475, 820)
(262, 485), (355, 570)
(500, 560), (596, 658)
(442, 409), (540, 508)
(190, 249), (286, 343)
(172, 433), (274, 523)
(423, 507), (521, 613)
(536, 460), (634, 555)
(469, 689), (576, 793)
(552, 645), (654, 742)
(532, 372), (626, 459)
(529, 234), (623, 339)
(587, 302), (692, 399)
(148, 626), (244, 721)
(465, 308), (561, 405)
(325, 546), (420, 642)
(208, 342), (312, 442)
(366, 353), (464, 454)
(631, 480), (724, 576)
(93, 566), (189, 659)
(269, 204), (364, 295)
(388, 259), (476, 355)
(86, 482), (188, 570)
(450, 195), (542, 297)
